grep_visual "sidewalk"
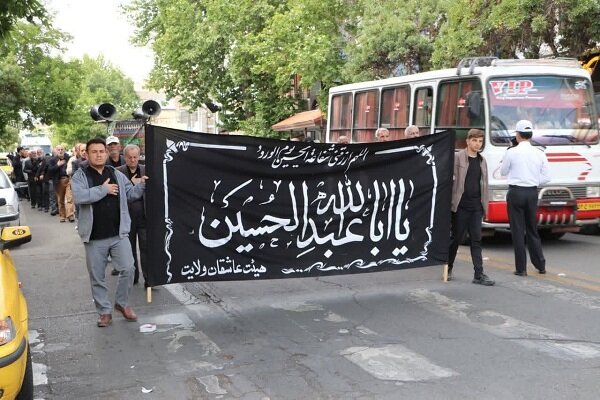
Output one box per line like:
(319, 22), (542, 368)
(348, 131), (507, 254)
(13, 203), (204, 399)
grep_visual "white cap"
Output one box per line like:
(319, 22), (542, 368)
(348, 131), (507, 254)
(515, 120), (533, 134)
(106, 136), (120, 145)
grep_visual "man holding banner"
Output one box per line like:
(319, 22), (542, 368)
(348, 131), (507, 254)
(72, 137), (147, 327)
(447, 129), (495, 286)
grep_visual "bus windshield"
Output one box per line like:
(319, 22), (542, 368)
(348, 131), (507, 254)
(488, 76), (599, 146)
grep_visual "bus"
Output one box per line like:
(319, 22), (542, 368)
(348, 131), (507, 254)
(20, 135), (52, 156)
(326, 57), (600, 239)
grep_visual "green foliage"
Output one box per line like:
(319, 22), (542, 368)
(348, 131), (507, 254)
(344, 0), (444, 80)
(0, 61), (29, 139)
(433, 0), (600, 68)
(0, 125), (19, 152)
(0, 21), (138, 148)
(52, 56), (140, 145)
(0, 22), (75, 137)
(0, 0), (47, 38)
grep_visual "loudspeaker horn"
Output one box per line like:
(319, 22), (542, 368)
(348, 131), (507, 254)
(205, 101), (221, 113)
(132, 109), (145, 120)
(142, 100), (161, 117)
(90, 103), (117, 121)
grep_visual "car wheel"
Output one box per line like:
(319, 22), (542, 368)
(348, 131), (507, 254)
(16, 346), (34, 400)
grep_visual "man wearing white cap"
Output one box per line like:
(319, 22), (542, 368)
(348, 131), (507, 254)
(500, 120), (550, 276)
(105, 136), (126, 168)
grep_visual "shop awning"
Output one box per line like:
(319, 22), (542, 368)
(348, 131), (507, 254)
(272, 109), (325, 131)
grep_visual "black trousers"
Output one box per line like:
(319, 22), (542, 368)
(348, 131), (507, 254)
(27, 181), (39, 207)
(448, 206), (483, 277)
(39, 181), (50, 210)
(507, 186), (545, 273)
(129, 218), (147, 284)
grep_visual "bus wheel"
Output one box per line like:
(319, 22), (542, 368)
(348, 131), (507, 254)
(538, 230), (566, 241)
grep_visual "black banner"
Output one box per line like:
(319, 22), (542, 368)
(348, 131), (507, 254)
(145, 126), (455, 285)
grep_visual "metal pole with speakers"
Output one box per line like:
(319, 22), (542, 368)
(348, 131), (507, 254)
(132, 100), (161, 122)
(90, 103), (117, 135)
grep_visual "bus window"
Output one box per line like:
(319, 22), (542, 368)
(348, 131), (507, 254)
(413, 87), (433, 135)
(353, 90), (379, 142)
(489, 76), (599, 146)
(380, 86), (409, 140)
(437, 79), (484, 149)
(330, 93), (353, 143)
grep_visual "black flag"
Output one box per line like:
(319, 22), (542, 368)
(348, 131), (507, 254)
(145, 126), (455, 285)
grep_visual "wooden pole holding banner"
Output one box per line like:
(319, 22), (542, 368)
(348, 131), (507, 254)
(147, 287), (152, 303)
(443, 264), (449, 282)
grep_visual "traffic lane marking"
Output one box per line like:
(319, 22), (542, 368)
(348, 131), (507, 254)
(409, 289), (600, 361)
(341, 344), (458, 382)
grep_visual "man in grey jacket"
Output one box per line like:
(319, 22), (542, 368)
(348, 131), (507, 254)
(71, 137), (147, 327)
(447, 129), (494, 286)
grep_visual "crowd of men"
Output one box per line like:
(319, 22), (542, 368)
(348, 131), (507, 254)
(9, 144), (85, 221)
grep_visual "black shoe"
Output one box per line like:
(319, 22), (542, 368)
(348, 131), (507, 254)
(514, 271), (527, 277)
(537, 268), (546, 274)
(473, 274), (495, 286)
(446, 268), (453, 281)
(111, 269), (119, 276)
(50, 211), (58, 216)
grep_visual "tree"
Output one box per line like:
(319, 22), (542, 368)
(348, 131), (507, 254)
(0, 61), (28, 144)
(0, 22), (79, 140)
(0, 0), (47, 38)
(126, 0), (599, 137)
(126, 0), (358, 136)
(432, 0), (600, 68)
(53, 56), (140, 145)
(0, 21), (139, 147)
(344, 0), (444, 81)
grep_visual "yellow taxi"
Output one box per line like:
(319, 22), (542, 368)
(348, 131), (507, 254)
(0, 221), (33, 400)
(0, 155), (13, 181)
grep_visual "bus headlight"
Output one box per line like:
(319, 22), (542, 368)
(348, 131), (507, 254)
(491, 189), (508, 202)
(586, 186), (600, 198)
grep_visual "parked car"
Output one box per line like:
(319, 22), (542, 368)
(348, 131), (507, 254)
(0, 169), (19, 228)
(0, 221), (33, 399)
(0, 154), (13, 181)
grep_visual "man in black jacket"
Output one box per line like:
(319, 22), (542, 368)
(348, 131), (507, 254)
(48, 144), (75, 222)
(23, 148), (41, 208)
(11, 146), (28, 199)
(117, 144), (148, 287)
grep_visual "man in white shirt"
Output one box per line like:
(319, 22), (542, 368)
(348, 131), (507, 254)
(500, 120), (551, 276)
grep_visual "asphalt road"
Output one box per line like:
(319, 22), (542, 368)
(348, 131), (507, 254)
(11, 204), (600, 399)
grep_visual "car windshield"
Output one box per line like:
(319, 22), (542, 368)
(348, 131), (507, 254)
(489, 76), (599, 146)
